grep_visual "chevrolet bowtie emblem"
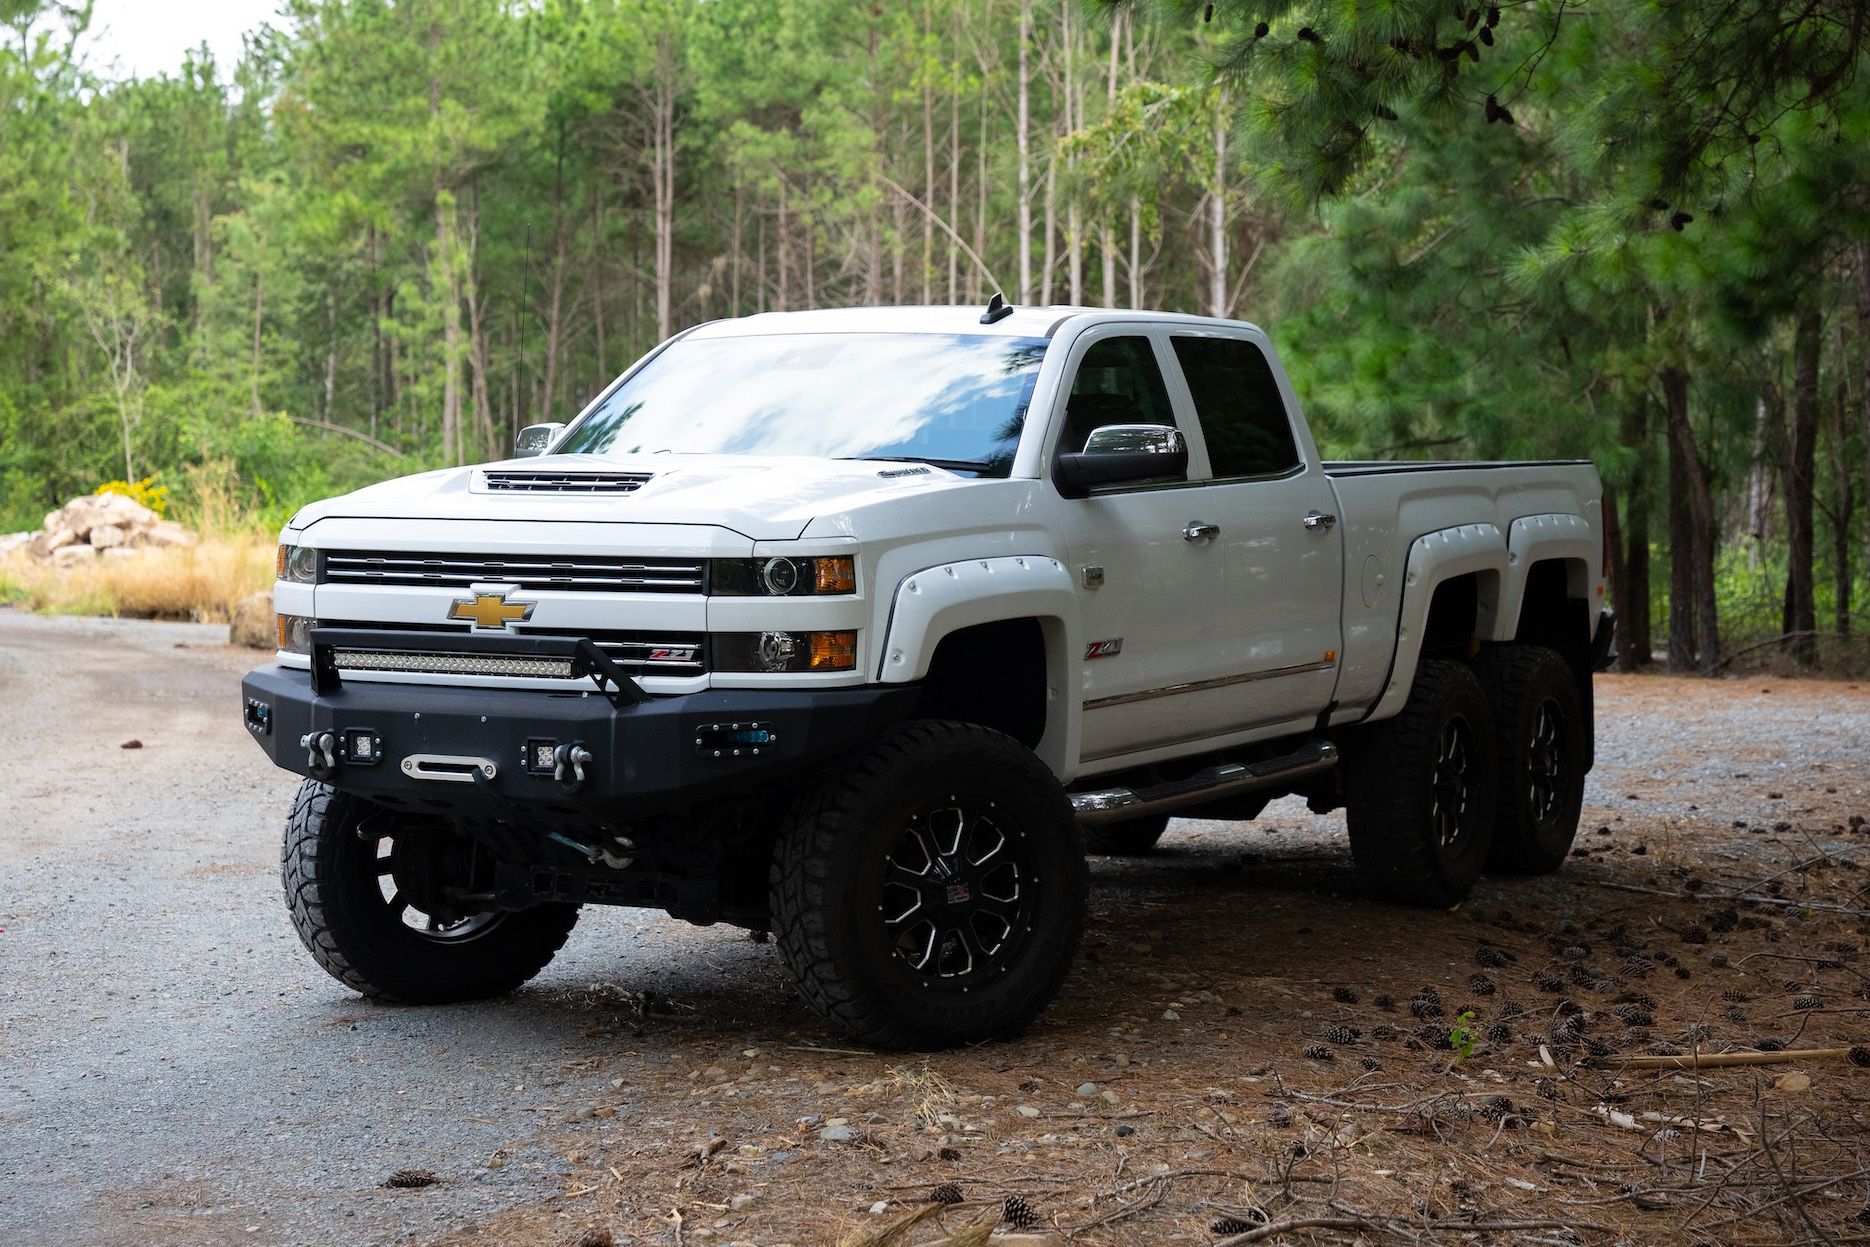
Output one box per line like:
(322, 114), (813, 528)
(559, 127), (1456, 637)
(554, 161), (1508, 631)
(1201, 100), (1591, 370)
(449, 588), (535, 630)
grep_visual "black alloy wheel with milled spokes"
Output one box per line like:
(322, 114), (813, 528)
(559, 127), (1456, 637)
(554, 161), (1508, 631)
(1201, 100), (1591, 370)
(771, 720), (1087, 1050)
(1471, 644), (1586, 874)
(1343, 659), (1498, 907)
(281, 779), (579, 1003)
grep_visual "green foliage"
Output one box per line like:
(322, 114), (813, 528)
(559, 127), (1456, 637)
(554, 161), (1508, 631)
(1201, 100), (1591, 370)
(1448, 1010), (1478, 1064)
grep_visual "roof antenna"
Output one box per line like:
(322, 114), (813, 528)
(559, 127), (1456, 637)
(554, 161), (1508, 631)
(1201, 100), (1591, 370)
(979, 292), (1014, 325)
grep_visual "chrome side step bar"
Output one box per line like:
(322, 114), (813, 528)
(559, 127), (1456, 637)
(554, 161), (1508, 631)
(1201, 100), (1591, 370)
(1069, 739), (1338, 826)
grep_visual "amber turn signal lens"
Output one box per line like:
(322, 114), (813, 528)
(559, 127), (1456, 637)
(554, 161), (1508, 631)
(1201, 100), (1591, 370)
(809, 630), (857, 670)
(276, 544), (287, 578)
(814, 556), (855, 595)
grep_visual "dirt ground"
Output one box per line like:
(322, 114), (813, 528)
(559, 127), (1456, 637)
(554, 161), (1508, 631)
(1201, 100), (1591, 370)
(4, 610), (1868, 1247)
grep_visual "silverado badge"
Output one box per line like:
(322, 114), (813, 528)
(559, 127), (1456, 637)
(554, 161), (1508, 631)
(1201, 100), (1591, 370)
(449, 587), (535, 630)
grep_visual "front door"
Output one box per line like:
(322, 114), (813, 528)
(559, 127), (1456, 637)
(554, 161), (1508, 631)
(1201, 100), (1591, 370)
(1055, 329), (1236, 762)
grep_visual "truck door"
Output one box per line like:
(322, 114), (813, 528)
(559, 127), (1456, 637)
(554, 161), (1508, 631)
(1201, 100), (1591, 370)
(1057, 329), (1239, 762)
(1161, 330), (1344, 732)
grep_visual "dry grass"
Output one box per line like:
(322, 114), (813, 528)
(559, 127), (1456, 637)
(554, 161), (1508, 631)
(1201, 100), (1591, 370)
(0, 535), (273, 622)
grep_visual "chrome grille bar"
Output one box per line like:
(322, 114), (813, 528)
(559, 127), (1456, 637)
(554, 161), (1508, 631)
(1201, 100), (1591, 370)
(324, 552), (704, 594)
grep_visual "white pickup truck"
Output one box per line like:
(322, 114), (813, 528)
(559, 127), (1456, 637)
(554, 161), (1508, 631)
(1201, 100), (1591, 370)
(244, 302), (1613, 1049)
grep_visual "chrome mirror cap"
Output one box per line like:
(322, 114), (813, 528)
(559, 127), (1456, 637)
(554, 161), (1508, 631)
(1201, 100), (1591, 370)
(1081, 423), (1186, 456)
(514, 422), (566, 458)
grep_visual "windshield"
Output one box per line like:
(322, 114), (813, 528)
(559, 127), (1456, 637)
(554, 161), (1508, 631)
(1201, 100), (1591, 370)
(554, 332), (1049, 476)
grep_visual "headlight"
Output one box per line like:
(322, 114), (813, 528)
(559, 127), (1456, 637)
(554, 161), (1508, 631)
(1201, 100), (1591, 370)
(712, 630), (857, 672)
(277, 613), (318, 654)
(277, 543), (319, 583)
(711, 556), (855, 596)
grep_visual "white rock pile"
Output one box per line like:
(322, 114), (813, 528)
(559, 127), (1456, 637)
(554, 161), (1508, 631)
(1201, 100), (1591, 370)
(0, 492), (198, 565)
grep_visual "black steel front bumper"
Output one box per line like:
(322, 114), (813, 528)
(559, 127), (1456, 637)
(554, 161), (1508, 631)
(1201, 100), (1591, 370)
(240, 663), (918, 821)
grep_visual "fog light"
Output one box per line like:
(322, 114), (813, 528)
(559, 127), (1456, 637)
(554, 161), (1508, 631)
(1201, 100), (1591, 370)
(756, 630), (799, 672)
(344, 729), (382, 765)
(525, 738), (560, 773)
(277, 613), (316, 655)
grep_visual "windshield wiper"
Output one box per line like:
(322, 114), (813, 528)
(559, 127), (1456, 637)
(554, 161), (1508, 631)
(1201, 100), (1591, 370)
(847, 455), (996, 472)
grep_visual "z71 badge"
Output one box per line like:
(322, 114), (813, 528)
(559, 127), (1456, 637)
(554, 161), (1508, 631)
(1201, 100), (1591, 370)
(1084, 638), (1123, 660)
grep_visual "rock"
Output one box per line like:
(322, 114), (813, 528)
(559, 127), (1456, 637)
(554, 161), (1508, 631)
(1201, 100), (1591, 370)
(1015, 1105), (1041, 1118)
(1075, 1082), (1098, 1096)
(89, 524), (126, 548)
(1162, 1009), (1180, 1021)
(230, 592), (275, 649)
(728, 1193), (758, 1212)
(28, 527), (75, 558)
(1099, 1090), (1121, 1104)
(818, 1124), (857, 1143)
(1114, 1123), (1135, 1137)
(1773, 1071), (1812, 1093)
(51, 542), (97, 565)
(0, 532), (30, 557)
(146, 520), (197, 548)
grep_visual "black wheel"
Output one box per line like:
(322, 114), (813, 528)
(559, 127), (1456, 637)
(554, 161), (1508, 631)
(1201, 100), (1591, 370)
(1082, 811), (1171, 854)
(1471, 645), (1586, 874)
(770, 721), (1087, 1049)
(1343, 659), (1497, 907)
(281, 779), (579, 1003)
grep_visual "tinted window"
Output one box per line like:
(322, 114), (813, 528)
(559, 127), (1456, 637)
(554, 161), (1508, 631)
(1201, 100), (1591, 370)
(1057, 336), (1178, 456)
(1170, 336), (1301, 478)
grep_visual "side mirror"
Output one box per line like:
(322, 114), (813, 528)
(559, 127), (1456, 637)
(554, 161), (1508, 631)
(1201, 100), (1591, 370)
(514, 422), (566, 458)
(1054, 424), (1189, 499)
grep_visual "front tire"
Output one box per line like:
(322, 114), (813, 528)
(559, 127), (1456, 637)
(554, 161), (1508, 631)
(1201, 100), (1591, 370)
(281, 779), (579, 1003)
(1471, 645), (1586, 874)
(1343, 660), (1497, 907)
(1082, 812), (1170, 855)
(770, 721), (1087, 1049)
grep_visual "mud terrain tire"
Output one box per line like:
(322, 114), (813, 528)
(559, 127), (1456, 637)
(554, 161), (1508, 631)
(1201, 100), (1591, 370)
(1343, 659), (1497, 907)
(281, 779), (578, 1003)
(771, 721), (1086, 1049)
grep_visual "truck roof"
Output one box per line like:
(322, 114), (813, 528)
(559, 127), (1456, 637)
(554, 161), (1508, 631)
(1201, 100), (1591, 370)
(684, 304), (1267, 340)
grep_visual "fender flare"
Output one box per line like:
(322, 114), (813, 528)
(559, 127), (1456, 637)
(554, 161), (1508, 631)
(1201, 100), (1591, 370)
(877, 555), (1082, 775)
(1495, 512), (1599, 643)
(1365, 523), (1506, 722)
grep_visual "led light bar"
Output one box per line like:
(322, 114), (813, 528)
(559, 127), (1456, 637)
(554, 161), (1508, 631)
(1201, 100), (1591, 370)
(331, 650), (576, 679)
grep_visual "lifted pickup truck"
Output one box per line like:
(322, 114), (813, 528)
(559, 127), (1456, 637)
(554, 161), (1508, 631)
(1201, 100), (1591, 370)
(244, 302), (1612, 1049)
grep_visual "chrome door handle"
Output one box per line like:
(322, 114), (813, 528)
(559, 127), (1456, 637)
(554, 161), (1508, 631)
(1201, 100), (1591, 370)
(1183, 521), (1220, 542)
(1302, 511), (1337, 530)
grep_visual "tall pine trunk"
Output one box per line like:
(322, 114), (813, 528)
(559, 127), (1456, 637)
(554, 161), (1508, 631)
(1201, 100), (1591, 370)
(1663, 365), (1719, 675)
(650, 33), (676, 343)
(1782, 305), (1821, 663)
(1615, 399), (1653, 670)
(1208, 94), (1228, 318)
(1832, 374), (1854, 637)
(542, 139), (567, 422)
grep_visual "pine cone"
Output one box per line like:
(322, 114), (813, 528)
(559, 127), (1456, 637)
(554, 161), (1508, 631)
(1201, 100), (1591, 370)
(1794, 994), (1821, 1011)
(930, 1183), (963, 1206)
(1372, 993), (1396, 1012)
(1756, 1037), (1786, 1052)
(1486, 1023), (1512, 1045)
(1468, 973), (1497, 996)
(1323, 1025), (1360, 1045)
(1302, 1042), (1333, 1061)
(1532, 970), (1565, 993)
(1849, 1046), (1870, 1067)
(1002, 1195), (1039, 1229)
(1331, 986), (1359, 1004)
(1721, 1006), (1747, 1023)
(1584, 1036), (1617, 1057)
(1475, 947), (1509, 968)
(1361, 1055), (1382, 1071)
(1269, 1103), (1293, 1127)
(384, 1169), (437, 1189)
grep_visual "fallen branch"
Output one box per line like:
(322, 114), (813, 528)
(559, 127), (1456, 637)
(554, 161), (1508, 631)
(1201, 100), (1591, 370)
(1589, 879), (1868, 917)
(1065, 1180), (1166, 1238)
(1584, 1047), (1859, 1070)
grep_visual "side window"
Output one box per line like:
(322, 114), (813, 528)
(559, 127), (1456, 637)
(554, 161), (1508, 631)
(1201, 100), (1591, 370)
(1057, 335), (1178, 456)
(1170, 336), (1302, 479)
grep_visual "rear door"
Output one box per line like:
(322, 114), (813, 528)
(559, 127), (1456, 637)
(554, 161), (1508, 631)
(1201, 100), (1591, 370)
(1162, 329), (1344, 731)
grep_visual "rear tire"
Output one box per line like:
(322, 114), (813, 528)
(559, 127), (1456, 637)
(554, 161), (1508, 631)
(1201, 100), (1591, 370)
(281, 779), (579, 1003)
(1471, 645), (1586, 874)
(770, 721), (1086, 1050)
(1343, 660), (1497, 907)
(1082, 812), (1170, 855)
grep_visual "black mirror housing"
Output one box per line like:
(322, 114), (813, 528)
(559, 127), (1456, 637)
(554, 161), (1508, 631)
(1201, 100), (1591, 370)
(1053, 423), (1189, 498)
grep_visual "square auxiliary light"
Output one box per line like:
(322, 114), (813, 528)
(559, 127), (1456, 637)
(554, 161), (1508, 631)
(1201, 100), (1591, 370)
(525, 738), (560, 774)
(344, 729), (382, 765)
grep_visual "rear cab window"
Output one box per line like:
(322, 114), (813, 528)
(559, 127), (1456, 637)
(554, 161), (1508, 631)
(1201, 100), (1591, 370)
(1169, 335), (1302, 479)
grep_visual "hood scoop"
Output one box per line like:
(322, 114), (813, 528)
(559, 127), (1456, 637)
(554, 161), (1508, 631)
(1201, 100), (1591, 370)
(479, 468), (654, 494)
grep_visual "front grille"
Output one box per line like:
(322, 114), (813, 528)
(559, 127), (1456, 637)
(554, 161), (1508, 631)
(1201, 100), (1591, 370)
(481, 469), (653, 493)
(323, 621), (706, 675)
(324, 551), (704, 594)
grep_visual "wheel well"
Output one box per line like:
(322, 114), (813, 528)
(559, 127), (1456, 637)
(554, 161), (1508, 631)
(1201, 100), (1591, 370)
(1514, 559), (1591, 674)
(910, 617), (1047, 749)
(1421, 574), (1480, 660)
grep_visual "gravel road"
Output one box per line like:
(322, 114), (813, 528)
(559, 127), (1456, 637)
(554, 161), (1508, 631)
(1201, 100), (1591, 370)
(3, 610), (1867, 1247)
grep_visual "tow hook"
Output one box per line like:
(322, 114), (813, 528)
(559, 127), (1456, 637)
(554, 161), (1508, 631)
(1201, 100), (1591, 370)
(554, 743), (593, 792)
(300, 730), (338, 779)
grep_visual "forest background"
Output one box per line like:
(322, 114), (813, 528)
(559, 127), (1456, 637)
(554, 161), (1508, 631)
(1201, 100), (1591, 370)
(2, 0), (1868, 674)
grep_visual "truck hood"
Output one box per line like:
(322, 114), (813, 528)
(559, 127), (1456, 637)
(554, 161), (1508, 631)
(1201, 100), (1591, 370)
(287, 454), (971, 543)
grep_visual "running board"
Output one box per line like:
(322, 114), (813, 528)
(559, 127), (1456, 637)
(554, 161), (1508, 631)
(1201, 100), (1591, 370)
(1069, 739), (1338, 826)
